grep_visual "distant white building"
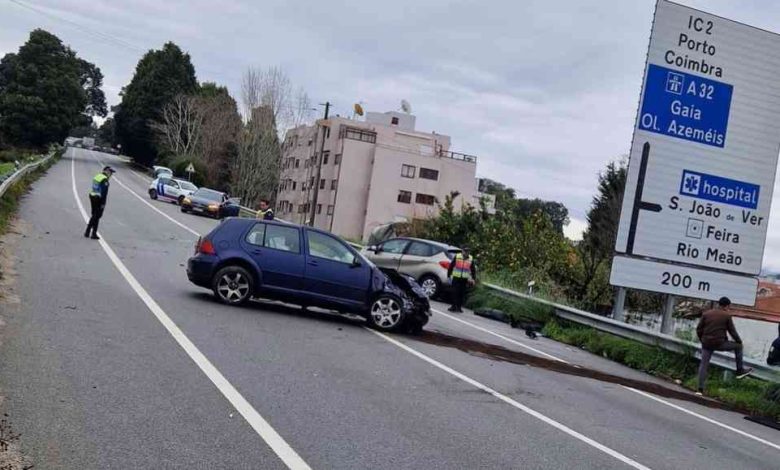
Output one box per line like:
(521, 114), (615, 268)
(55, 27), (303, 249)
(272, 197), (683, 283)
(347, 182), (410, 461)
(276, 110), (491, 241)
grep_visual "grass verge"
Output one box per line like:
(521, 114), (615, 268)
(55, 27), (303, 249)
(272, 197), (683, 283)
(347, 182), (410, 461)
(0, 149), (62, 236)
(0, 162), (15, 177)
(468, 285), (780, 420)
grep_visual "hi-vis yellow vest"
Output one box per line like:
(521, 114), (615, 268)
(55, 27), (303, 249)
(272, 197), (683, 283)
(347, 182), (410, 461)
(452, 253), (473, 279)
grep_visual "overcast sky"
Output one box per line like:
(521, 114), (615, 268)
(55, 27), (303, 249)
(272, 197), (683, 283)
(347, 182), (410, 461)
(4, 0), (780, 267)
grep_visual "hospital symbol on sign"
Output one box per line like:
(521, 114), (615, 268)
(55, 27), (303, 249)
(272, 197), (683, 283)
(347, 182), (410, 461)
(665, 71), (684, 95)
(682, 173), (701, 196)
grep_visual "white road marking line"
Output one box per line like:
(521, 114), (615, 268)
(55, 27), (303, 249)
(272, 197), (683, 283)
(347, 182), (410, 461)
(81, 149), (780, 453)
(625, 387), (780, 451)
(432, 308), (567, 362)
(70, 151), (311, 470)
(366, 328), (652, 470)
(112, 175), (200, 237)
(433, 308), (780, 450)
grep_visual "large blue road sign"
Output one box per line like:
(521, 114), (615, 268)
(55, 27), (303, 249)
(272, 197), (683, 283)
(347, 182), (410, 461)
(639, 64), (733, 148)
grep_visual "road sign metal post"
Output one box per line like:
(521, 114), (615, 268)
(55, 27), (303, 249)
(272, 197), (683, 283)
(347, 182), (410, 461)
(612, 287), (626, 322)
(660, 295), (676, 334)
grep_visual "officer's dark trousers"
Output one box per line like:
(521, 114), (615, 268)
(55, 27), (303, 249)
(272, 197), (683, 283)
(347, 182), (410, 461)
(85, 194), (104, 236)
(450, 278), (469, 312)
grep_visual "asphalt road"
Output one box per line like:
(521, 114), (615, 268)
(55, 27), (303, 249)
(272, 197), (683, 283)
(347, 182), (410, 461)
(0, 147), (778, 469)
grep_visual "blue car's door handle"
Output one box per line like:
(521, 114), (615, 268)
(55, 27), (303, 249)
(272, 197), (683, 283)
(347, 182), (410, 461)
(252, 249), (262, 255)
(307, 260), (318, 266)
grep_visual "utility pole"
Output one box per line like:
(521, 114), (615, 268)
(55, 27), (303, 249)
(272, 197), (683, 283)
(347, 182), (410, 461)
(308, 102), (331, 226)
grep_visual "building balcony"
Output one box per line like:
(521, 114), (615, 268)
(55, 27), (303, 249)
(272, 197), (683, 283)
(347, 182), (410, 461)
(437, 149), (477, 163)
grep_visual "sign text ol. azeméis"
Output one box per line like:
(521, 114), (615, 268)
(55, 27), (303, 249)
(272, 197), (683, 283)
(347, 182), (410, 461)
(639, 64), (732, 147)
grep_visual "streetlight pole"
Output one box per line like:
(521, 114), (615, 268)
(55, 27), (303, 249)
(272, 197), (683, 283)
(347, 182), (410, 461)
(308, 102), (331, 226)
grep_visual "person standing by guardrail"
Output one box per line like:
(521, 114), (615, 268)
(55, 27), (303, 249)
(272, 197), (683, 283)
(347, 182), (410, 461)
(84, 166), (115, 240)
(696, 297), (754, 396)
(256, 198), (274, 220)
(447, 245), (477, 313)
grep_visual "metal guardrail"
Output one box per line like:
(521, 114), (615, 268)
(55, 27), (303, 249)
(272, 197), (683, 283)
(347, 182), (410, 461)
(484, 283), (780, 383)
(0, 149), (58, 200)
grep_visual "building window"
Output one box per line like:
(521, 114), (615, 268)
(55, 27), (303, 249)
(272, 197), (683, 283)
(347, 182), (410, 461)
(327, 205), (334, 215)
(334, 154), (341, 165)
(397, 190), (412, 204)
(401, 164), (416, 178)
(341, 127), (377, 143)
(391, 117), (399, 125)
(295, 159), (300, 168)
(320, 179), (325, 189)
(325, 127), (331, 139)
(292, 181), (297, 190)
(415, 193), (436, 205)
(308, 139), (312, 146)
(317, 204), (322, 214)
(322, 151), (330, 164)
(302, 181), (306, 192)
(419, 168), (439, 180)
(331, 179), (338, 190)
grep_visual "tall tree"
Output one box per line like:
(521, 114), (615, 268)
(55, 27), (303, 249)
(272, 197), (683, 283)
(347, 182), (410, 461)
(97, 117), (116, 146)
(115, 42), (197, 166)
(232, 105), (280, 205)
(479, 178), (570, 234)
(567, 159), (627, 308)
(0, 29), (106, 147)
(151, 82), (241, 190)
(240, 66), (313, 136)
(195, 83), (241, 190)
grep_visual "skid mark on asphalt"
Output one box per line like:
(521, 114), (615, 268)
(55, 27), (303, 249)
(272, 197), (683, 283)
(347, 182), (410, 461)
(369, 329), (653, 470)
(412, 330), (730, 411)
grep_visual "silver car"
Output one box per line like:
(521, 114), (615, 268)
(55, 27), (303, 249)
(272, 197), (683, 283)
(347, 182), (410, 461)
(363, 237), (460, 298)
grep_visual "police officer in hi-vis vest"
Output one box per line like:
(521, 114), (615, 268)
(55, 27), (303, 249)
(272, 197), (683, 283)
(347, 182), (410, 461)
(447, 245), (477, 313)
(256, 198), (274, 220)
(84, 166), (115, 240)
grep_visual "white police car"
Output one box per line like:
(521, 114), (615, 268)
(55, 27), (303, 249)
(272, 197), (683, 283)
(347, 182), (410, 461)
(149, 177), (198, 205)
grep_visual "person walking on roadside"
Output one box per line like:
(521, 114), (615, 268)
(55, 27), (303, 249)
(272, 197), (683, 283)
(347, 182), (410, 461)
(84, 166), (115, 240)
(696, 297), (754, 395)
(447, 245), (477, 313)
(256, 198), (274, 220)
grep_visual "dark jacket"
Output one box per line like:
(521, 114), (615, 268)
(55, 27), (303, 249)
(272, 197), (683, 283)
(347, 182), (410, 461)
(768, 337), (780, 366)
(696, 308), (742, 349)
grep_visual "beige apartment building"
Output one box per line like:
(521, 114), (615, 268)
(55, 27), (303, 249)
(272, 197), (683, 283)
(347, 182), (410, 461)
(276, 110), (489, 241)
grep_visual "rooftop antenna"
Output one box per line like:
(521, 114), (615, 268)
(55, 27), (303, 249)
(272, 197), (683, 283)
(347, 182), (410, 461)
(400, 99), (412, 114)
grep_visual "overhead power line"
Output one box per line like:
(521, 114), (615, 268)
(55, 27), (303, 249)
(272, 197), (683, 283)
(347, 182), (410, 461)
(7, 0), (146, 52)
(6, 0), (238, 83)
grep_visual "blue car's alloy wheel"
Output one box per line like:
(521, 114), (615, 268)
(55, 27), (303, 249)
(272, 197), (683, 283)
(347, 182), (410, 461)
(369, 295), (403, 330)
(213, 266), (252, 305)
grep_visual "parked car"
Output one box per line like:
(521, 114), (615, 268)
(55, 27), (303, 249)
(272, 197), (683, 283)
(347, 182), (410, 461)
(152, 165), (174, 178)
(181, 188), (240, 218)
(148, 177), (198, 204)
(363, 237), (460, 299)
(187, 219), (431, 332)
